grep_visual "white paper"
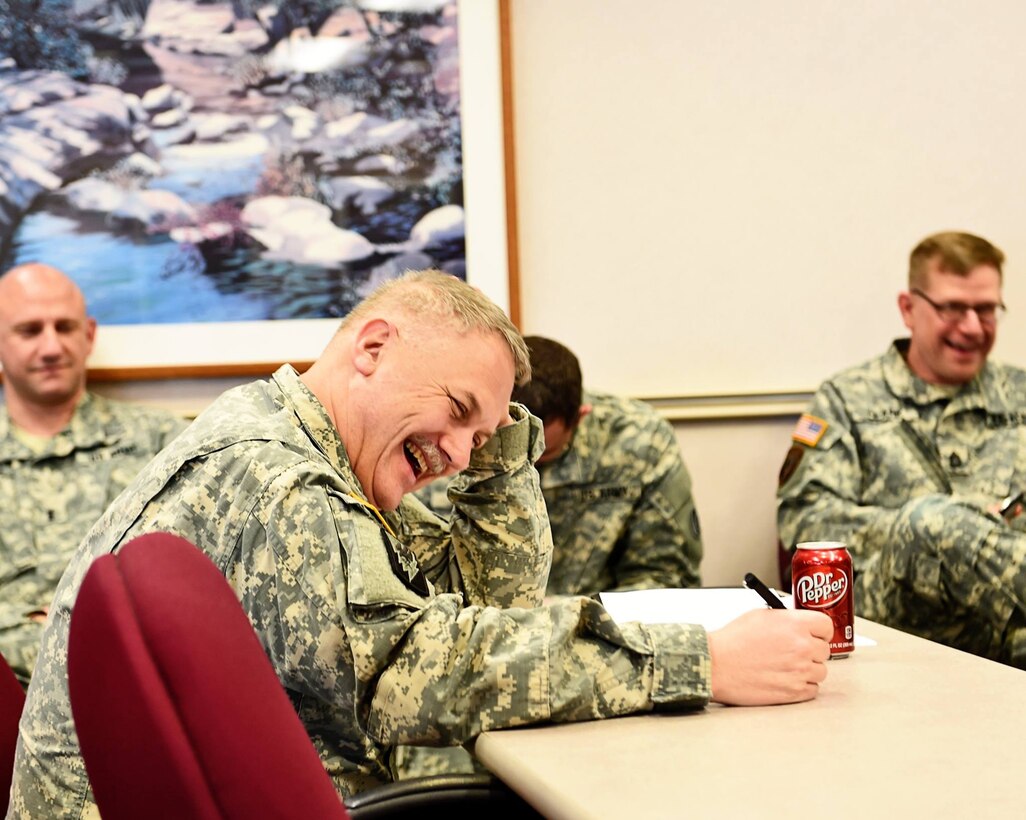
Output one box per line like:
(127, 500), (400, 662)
(599, 587), (875, 646)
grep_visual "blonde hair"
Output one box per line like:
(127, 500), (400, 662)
(909, 231), (1005, 289)
(341, 269), (531, 385)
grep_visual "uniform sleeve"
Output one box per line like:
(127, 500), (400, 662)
(439, 402), (552, 609)
(242, 464), (710, 757)
(396, 403), (548, 609)
(365, 594), (711, 746)
(777, 383), (908, 569)
(609, 418), (703, 590)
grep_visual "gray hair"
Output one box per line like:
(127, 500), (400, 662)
(341, 269), (531, 385)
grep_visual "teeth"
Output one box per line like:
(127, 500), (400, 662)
(406, 436), (443, 477)
(404, 442), (426, 476)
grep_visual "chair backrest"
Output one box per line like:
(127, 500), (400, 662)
(67, 531), (349, 820)
(1, 652), (26, 815)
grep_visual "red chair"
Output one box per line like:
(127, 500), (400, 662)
(1, 652), (26, 815)
(67, 532), (349, 820)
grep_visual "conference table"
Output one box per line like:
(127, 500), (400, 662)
(474, 618), (1026, 819)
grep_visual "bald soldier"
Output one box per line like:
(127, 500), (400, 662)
(778, 231), (1026, 667)
(11, 270), (831, 817)
(0, 263), (186, 685)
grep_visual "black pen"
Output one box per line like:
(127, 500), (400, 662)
(743, 572), (787, 609)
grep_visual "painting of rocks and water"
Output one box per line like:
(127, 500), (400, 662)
(0, 0), (467, 324)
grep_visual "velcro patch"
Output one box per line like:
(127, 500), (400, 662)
(778, 444), (804, 486)
(792, 413), (828, 447)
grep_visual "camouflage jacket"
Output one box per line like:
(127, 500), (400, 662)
(539, 391), (702, 593)
(0, 392), (186, 684)
(416, 391), (703, 595)
(777, 339), (1026, 654)
(9, 366), (711, 818)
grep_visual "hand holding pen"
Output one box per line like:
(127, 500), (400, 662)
(743, 572), (787, 609)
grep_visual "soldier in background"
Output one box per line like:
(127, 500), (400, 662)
(0, 263), (187, 685)
(515, 335), (702, 594)
(11, 270), (830, 817)
(418, 335), (703, 596)
(777, 231), (1026, 667)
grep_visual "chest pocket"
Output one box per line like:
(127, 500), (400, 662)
(335, 502), (431, 619)
(545, 484), (642, 550)
(939, 411), (1023, 500)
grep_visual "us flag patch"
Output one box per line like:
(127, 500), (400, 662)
(792, 413), (828, 447)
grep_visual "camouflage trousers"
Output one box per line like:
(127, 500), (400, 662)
(856, 494), (1026, 667)
(392, 745), (481, 779)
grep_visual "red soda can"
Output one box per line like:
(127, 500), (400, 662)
(792, 541), (855, 658)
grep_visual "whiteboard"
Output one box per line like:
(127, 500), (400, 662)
(510, 0), (1026, 399)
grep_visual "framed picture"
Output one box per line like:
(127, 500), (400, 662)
(0, 0), (518, 380)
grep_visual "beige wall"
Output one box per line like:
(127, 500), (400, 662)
(506, 0), (1026, 399)
(675, 417), (796, 588)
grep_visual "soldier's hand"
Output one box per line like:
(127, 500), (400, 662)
(707, 608), (832, 706)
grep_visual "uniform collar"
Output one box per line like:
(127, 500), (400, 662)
(883, 338), (1010, 414)
(269, 364), (405, 533)
(0, 392), (113, 464)
(270, 364), (367, 498)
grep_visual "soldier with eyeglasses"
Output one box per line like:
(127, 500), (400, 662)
(777, 230), (1026, 668)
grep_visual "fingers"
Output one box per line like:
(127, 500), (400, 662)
(793, 608), (835, 641)
(707, 609), (834, 706)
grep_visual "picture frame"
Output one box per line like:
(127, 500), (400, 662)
(73, 0), (518, 381)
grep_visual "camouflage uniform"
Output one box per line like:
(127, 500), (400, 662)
(399, 391), (705, 781)
(9, 366), (711, 818)
(538, 391), (702, 594)
(419, 390), (703, 595)
(0, 393), (186, 685)
(777, 339), (1026, 665)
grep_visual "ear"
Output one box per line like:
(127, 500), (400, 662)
(84, 316), (97, 357)
(352, 318), (392, 376)
(575, 404), (593, 426)
(897, 291), (914, 331)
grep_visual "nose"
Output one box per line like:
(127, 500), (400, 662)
(441, 431), (475, 473)
(38, 325), (64, 357)
(958, 308), (985, 336)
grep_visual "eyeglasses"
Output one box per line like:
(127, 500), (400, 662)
(910, 288), (1006, 325)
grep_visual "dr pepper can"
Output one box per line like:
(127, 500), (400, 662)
(792, 541), (855, 658)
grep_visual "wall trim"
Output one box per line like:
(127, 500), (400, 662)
(641, 392), (813, 421)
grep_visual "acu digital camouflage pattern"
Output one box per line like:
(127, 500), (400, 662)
(539, 391), (702, 594)
(778, 340), (1026, 666)
(417, 390), (703, 595)
(9, 365), (712, 818)
(0, 392), (186, 685)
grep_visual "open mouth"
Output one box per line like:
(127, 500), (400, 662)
(404, 436), (443, 481)
(944, 339), (980, 355)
